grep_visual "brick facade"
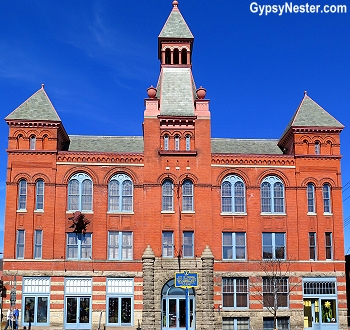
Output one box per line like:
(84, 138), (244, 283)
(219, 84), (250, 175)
(2, 2), (346, 330)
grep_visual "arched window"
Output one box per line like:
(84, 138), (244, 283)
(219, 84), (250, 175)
(315, 141), (320, 155)
(162, 179), (174, 211)
(181, 49), (187, 64)
(30, 135), (36, 150)
(164, 134), (169, 150)
(108, 174), (133, 212)
(185, 135), (191, 151)
(18, 179), (27, 210)
(182, 180), (194, 211)
(307, 183), (315, 213)
(68, 173), (93, 211)
(173, 48), (179, 64)
(165, 48), (171, 64)
(323, 183), (331, 214)
(35, 179), (44, 211)
(261, 176), (285, 213)
(42, 135), (48, 149)
(175, 135), (180, 151)
(221, 175), (246, 213)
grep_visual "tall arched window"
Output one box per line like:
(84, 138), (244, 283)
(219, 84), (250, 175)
(323, 183), (332, 213)
(315, 141), (320, 155)
(18, 179), (27, 210)
(162, 179), (174, 211)
(181, 49), (187, 64)
(182, 180), (194, 211)
(108, 174), (133, 212)
(307, 183), (315, 213)
(173, 48), (179, 64)
(261, 176), (285, 213)
(35, 179), (44, 211)
(185, 135), (191, 151)
(164, 135), (169, 150)
(165, 48), (171, 64)
(221, 175), (246, 213)
(68, 173), (93, 211)
(175, 135), (180, 151)
(30, 135), (36, 150)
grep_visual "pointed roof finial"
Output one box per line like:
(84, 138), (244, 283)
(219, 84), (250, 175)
(304, 90), (307, 96)
(41, 83), (45, 89)
(172, 0), (178, 8)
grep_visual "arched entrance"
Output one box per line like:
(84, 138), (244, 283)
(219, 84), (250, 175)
(161, 279), (195, 330)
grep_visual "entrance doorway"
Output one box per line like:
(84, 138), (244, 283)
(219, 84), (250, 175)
(161, 279), (195, 330)
(304, 299), (320, 330)
(65, 296), (91, 329)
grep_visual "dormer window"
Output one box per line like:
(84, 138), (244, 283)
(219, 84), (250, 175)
(30, 135), (36, 150)
(175, 135), (180, 151)
(164, 135), (169, 150)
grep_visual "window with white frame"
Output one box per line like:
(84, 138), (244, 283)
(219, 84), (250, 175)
(182, 231), (194, 257)
(261, 176), (285, 213)
(106, 278), (133, 326)
(307, 183), (315, 213)
(182, 180), (194, 211)
(263, 317), (289, 330)
(262, 232), (285, 259)
(162, 231), (174, 257)
(263, 277), (288, 308)
(66, 233), (92, 259)
(108, 174), (133, 212)
(36, 179), (44, 211)
(221, 175), (246, 213)
(185, 135), (191, 151)
(30, 135), (36, 150)
(315, 141), (320, 155)
(16, 229), (25, 259)
(323, 184), (331, 213)
(18, 179), (27, 210)
(222, 232), (246, 260)
(222, 317), (249, 330)
(222, 278), (248, 308)
(34, 230), (43, 259)
(162, 179), (174, 211)
(68, 173), (93, 211)
(325, 232), (332, 260)
(108, 232), (133, 260)
(309, 232), (316, 260)
(164, 134), (169, 150)
(175, 135), (180, 150)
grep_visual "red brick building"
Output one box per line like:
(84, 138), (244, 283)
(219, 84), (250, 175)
(2, 2), (347, 330)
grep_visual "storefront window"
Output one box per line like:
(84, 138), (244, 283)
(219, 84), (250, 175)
(321, 300), (336, 323)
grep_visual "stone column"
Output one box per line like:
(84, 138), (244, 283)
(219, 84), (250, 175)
(142, 245), (156, 330)
(199, 246), (215, 330)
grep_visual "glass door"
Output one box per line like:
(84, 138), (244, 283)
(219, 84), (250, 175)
(162, 297), (194, 330)
(304, 299), (320, 330)
(66, 296), (91, 329)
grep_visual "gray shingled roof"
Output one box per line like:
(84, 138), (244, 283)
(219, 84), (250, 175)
(281, 95), (344, 139)
(159, 7), (193, 39)
(212, 138), (282, 155)
(5, 87), (61, 121)
(68, 135), (144, 153)
(159, 67), (195, 116)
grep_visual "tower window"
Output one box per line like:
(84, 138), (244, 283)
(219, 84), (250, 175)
(165, 48), (171, 64)
(173, 48), (179, 64)
(181, 49), (187, 64)
(186, 135), (191, 151)
(315, 141), (320, 154)
(175, 135), (180, 151)
(164, 135), (169, 150)
(30, 135), (36, 150)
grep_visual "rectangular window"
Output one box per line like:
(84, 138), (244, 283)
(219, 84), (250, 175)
(35, 180), (44, 210)
(325, 232), (332, 260)
(183, 232), (194, 257)
(309, 232), (316, 260)
(223, 232), (246, 260)
(16, 229), (25, 259)
(162, 232), (174, 257)
(262, 232), (285, 259)
(106, 278), (133, 326)
(263, 277), (288, 308)
(263, 317), (289, 330)
(222, 278), (248, 308)
(108, 232), (133, 260)
(222, 317), (249, 330)
(66, 233), (92, 259)
(34, 230), (43, 259)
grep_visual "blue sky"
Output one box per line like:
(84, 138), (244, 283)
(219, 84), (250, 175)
(0, 1), (349, 253)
